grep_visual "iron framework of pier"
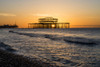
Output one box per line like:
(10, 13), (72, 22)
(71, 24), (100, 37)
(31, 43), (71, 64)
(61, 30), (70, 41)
(28, 17), (70, 28)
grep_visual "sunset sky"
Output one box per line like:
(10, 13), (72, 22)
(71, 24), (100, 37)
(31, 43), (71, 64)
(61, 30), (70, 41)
(0, 0), (100, 28)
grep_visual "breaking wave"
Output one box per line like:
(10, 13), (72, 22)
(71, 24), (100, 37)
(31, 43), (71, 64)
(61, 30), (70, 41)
(9, 30), (98, 46)
(0, 42), (16, 52)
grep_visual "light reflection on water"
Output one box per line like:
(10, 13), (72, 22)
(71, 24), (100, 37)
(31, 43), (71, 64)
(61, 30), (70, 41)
(0, 28), (100, 67)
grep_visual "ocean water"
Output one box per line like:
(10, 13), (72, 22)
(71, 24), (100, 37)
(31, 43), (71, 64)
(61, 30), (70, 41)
(0, 28), (100, 67)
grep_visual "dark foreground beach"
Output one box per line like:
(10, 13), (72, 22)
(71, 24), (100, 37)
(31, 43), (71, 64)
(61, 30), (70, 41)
(0, 49), (57, 67)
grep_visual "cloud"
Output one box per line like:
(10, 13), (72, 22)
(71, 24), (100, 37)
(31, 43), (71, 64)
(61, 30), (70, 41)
(32, 14), (51, 17)
(0, 13), (16, 17)
(32, 13), (60, 17)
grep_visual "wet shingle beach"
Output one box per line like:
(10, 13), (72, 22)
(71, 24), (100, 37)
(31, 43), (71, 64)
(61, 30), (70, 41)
(0, 49), (56, 67)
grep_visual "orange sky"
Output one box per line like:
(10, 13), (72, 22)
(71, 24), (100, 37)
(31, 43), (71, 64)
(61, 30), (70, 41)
(0, 0), (100, 28)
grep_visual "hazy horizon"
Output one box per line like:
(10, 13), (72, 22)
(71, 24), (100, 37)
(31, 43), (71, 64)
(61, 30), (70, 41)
(0, 0), (100, 28)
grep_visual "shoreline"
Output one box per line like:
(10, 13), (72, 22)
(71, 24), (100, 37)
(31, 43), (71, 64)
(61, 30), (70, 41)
(0, 49), (57, 67)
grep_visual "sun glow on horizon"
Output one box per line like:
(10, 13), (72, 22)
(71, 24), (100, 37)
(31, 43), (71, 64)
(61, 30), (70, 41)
(0, 0), (100, 28)
(52, 24), (55, 28)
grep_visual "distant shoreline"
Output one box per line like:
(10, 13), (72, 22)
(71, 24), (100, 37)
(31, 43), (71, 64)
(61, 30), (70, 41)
(0, 28), (100, 29)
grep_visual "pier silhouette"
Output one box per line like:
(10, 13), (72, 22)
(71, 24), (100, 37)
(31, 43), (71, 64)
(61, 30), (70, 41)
(0, 24), (18, 28)
(28, 17), (70, 28)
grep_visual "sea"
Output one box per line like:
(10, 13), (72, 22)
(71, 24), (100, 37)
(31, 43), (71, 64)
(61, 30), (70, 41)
(0, 28), (100, 67)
